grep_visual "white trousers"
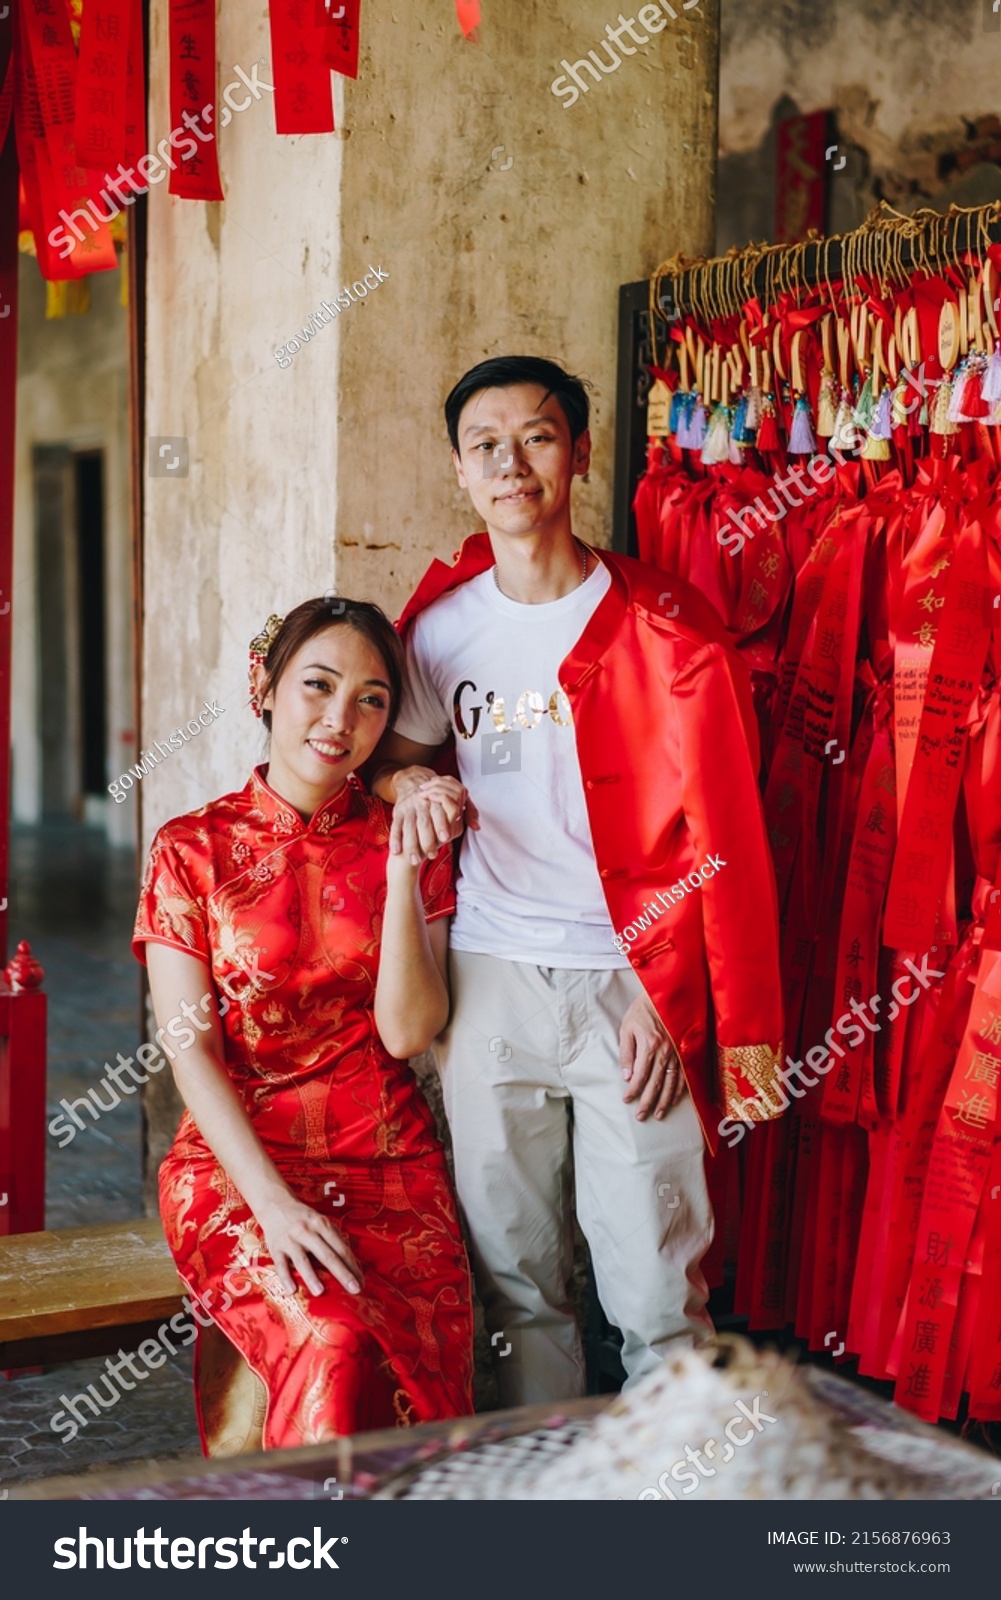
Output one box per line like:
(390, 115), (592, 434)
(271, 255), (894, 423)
(433, 951), (715, 1407)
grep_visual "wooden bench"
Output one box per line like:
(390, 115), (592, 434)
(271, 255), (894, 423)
(0, 1218), (185, 1369)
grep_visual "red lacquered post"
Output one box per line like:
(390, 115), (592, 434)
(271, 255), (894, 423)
(0, 943), (47, 1236)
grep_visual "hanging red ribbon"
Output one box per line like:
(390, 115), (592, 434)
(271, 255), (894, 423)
(269, 0), (335, 135)
(318, 0), (361, 80)
(168, 0), (223, 200)
(75, 0), (131, 169)
(455, 1), (481, 39)
(16, 0), (117, 280)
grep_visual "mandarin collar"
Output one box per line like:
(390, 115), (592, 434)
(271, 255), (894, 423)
(250, 765), (362, 834)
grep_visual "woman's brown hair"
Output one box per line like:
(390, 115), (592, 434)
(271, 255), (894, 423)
(258, 597), (405, 732)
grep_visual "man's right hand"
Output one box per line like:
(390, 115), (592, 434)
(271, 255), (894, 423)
(388, 767), (479, 863)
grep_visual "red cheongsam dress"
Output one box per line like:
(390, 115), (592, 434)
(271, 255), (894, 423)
(133, 766), (474, 1449)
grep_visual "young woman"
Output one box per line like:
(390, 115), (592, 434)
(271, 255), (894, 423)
(134, 598), (474, 1452)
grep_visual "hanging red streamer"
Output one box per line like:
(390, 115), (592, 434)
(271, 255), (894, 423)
(168, 0), (223, 200)
(318, 0), (361, 81)
(269, 0), (335, 135)
(455, 0), (481, 39)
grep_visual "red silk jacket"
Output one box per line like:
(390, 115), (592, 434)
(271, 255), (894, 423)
(397, 533), (785, 1153)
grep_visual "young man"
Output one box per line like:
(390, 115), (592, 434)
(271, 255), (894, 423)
(370, 355), (784, 1406)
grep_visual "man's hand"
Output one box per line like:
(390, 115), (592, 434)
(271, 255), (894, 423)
(388, 767), (480, 863)
(620, 992), (686, 1120)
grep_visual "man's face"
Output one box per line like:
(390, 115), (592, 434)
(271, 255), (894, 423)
(452, 383), (591, 541)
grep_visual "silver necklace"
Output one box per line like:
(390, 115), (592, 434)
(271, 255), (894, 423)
(493, 540), (589, 594)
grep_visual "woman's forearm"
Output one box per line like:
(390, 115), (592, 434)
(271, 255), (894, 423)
(170, 1046), (292, 1218)
(375, 866), (449, 1057)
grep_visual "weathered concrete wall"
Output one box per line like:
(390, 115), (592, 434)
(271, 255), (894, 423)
(718, 0), (1001, 252)
(336, 2), (720, 613)
(13, 260), (133, 843)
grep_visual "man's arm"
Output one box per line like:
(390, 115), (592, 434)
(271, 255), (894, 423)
(368, 730), (480, 862)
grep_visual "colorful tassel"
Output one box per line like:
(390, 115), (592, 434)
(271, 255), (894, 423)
(946, 361), (970, 423)
(816, 372), (838, 438)
(953, 357), (988, 421)
(982, 347), (1001, 405)
(788, 395), (816, 455)
(701, 404), (732, 465)
(852, 375), (875, 437)
(929, 379), (958, 436)
(831, 391), (857, 454)
(744, 386), (763, 433)
(673, 391), (694, 447)
(871, 388), (892, 440)
(731, 394), (749, 445)
(755, 394), (780, 452)
(687, 398), (708, 451)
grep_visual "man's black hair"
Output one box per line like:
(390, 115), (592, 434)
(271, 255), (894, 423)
(444, 356), (592, 451)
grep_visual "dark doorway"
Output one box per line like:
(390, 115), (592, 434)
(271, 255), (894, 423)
(74, 451), (107, 798)
(34, 444), (108, 817)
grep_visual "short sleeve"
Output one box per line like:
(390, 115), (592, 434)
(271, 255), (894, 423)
(418, 844), (456, 925)
(394, 622), (451, 746)
(133, 826), (211, 965)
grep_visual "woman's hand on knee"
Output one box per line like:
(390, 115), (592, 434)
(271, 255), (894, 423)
(256, 1194), (364, 1298)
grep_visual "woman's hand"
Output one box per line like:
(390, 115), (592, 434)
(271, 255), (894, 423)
(389, 769), (479, 864)
(256, 1192), (365, 1298)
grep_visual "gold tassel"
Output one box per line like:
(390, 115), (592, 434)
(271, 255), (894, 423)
(816, 372), (837, 437)
(929, 378), (957, 436)
(861, 433), (890, 460)
(46, 279), (91, 319)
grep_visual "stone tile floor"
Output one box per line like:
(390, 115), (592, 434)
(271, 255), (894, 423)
(1, 821), (201, 1490)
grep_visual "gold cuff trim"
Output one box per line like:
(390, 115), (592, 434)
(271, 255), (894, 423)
(719, 1040), (786, 1123)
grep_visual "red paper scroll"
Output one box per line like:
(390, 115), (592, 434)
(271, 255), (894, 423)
(75, 0), (145, 174)
(168, 0), (223, 200)
(317, 0), (361, 80)
(269, 0), (335, 135)
(16, 0), (117, 280)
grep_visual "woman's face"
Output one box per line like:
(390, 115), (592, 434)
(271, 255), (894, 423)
(261, 624), (392, 814)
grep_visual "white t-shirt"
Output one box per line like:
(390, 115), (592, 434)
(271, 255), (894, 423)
(395, 563), (628, 967)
